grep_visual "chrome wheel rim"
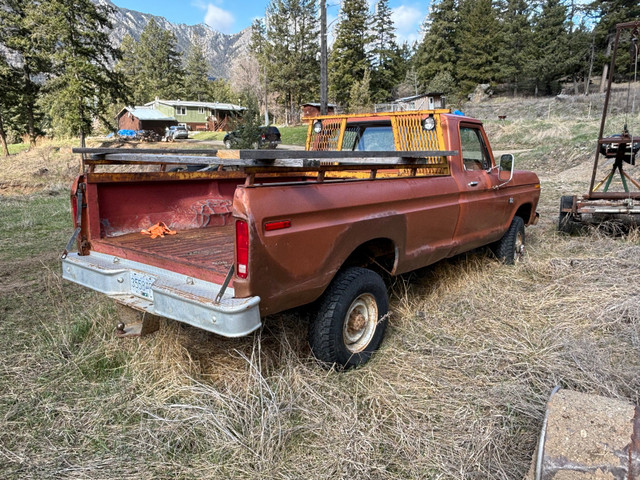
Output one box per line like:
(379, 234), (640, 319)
(343, 293), (378, 353)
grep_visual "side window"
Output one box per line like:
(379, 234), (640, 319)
(460, 127), (490, 171)
(341, 127), (360, 151)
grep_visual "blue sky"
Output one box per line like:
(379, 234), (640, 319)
(110, 0), (429, 44)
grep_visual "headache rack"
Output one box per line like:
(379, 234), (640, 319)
(73, 147), (457, 185)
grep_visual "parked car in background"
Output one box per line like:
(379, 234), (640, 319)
(165, 125), (188, 141)
(224, 126), (281, 149)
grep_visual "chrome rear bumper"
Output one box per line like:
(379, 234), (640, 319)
(62, 252), (261, 337)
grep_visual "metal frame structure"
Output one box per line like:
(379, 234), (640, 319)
(588, 20), (640, 199)
(560, 21), (640, 230)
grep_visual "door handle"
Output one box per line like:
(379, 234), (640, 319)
(468, 181), (478, 187)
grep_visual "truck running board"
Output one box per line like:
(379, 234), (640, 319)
(62, 251), (262, 337)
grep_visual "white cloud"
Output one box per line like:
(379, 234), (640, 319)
(191, 0), (207, 9)
(391, 4), (425, 45)
(203, 3), (235, 33)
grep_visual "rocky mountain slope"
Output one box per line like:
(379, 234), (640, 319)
(93, 0), (251, 78)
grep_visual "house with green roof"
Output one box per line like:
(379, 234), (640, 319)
(144, 99), (246, 132)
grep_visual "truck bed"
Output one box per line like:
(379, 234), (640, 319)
(91, 224), (234, 284)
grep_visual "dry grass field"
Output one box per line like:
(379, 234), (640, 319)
(1, 91), (640, 479)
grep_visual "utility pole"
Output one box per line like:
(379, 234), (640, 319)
(320, 0), (328, 115)
(264, 10), (270, 125)
(264, 65), (269, 125)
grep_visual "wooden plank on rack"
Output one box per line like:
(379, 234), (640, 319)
(87, 153), (313, 167)
(74, 147), (220, 155)
(74, 146), (456, 160)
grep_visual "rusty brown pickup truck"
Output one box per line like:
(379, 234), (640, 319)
(61, 109), (540, 368)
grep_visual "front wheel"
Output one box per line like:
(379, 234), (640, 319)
(493, 216), (525, 264)
(309, 267), (389, 369)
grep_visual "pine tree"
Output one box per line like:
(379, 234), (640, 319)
(349, 68), (372, 112)
(455, 0), (503, 94)
(0, 0), (47, 146)
(369, 0), (402, 103)
(116, 35), (146, 105)
(329, 0), (372, 108)
(183, 43), (210, 101)
(414, 0), (459, 92)
(396, 65), (420, 98)
(34, 0), (128, 139)
(208, 79), (235, 104)
(127, 19), (184, 103)
(527, 0), (570, 95)
(427, 71), (456, 96)
(233, 95), (263, 148)
(0, 57), (21, 156)
(590, 0), (640, 86)
(253, 0), (319, 124)
(565, 19), (592, 95)
(498, 0), (533, 95)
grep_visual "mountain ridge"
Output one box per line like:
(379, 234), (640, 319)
(93, 0), (251, 79)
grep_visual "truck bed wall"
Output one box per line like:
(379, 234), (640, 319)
(89, 179), (241, 238)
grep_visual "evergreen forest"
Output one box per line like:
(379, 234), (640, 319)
(0, 0), (638, 153)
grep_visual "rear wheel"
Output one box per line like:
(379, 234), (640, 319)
(309, 267), (388, 369)
(493, 216), (525, 264)
(224, 139), (232, 149)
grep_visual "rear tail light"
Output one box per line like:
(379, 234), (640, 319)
(235, 220), (249, 279)
(261, 134), (266, 140)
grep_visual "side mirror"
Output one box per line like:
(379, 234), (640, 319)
(498, 153), (514, 183)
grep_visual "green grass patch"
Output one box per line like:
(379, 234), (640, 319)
(0, 194), (71, 261)
(191, 125), (308, 146)
(7, 143), (30, 155)
(279, 125), (308, 146)
(69, 317), (94, 346)
(79, 351), (128, 381)
(191, 131), (226, 141)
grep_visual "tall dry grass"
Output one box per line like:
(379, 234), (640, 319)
(2, 93), (640, 479)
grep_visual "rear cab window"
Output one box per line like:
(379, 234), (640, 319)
(342, 123), (395, 151)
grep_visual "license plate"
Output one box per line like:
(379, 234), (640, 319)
(130, 271), (156, 300)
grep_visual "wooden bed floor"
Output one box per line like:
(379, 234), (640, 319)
(95, 224), (235, 278)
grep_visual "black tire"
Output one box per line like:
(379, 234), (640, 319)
(309, 267), (389, 369)
(224, 139), (232, 149)
(493, 216), (525, 265)
(558, 195), (580, 234)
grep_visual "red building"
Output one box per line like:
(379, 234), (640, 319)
(301, 103), (337, 119)
(116, 107), (178, 135)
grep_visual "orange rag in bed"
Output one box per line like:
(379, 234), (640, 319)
(140, 222), (177, 239)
